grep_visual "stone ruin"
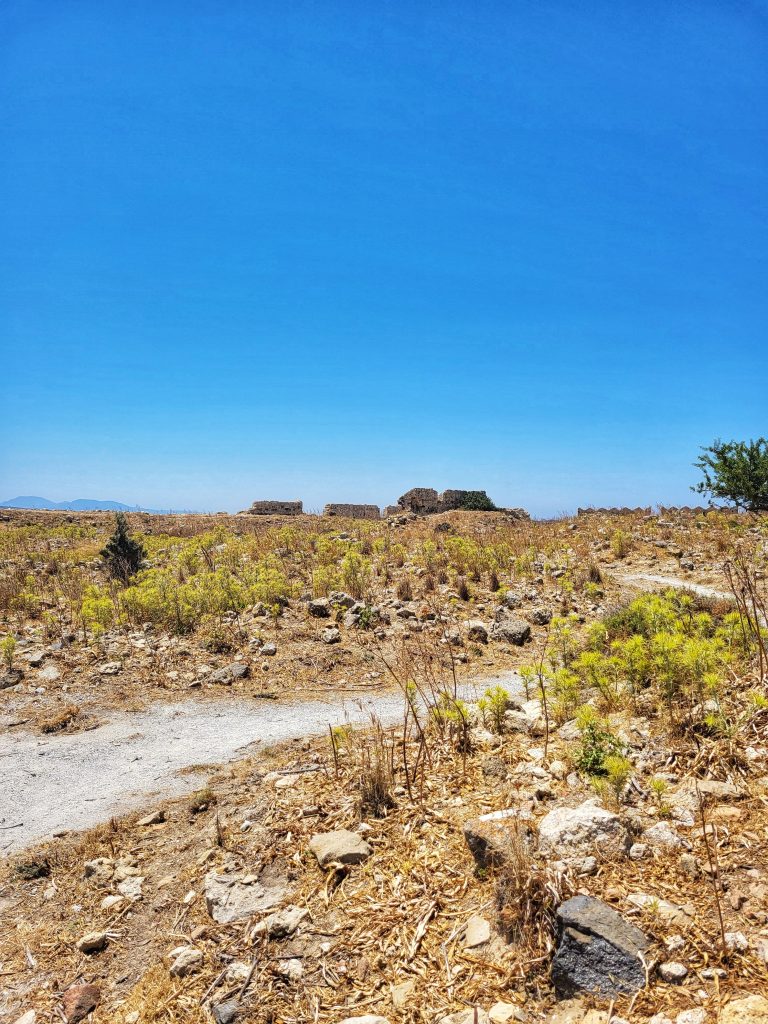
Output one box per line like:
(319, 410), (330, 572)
(244, 500), (303, 516)
(577, 506), (651, 517)
(396, 488), (498, 515)
(323, 503), (381, 520)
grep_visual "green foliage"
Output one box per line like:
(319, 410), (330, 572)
(81, 585), (115, 635)
(454, 491), (498, 511)
(610, 529), (630, 559)
(478, 685), (510, 733)
(101, 513), (146, 583)
(1, 634), (16, 670)
(693, 437), (768, 511)
(573, 707), (627, 777)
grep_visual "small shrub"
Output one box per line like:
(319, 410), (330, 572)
(457, 577), (471, 601)
(189, 787), (215, 813)
(573, 708), (626, 777)
(101, 513), (146, 583)
(610, 529), (630, 559)
(1, 634), (16, 670)
(478, 685), (510, 734)
(40, 704), (80, 734)
(396, 577), (413, 602)
(495, 823), (571, 950)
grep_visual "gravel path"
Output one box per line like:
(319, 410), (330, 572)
(0, 674), (518, 856)
(615, 571), (733, 602)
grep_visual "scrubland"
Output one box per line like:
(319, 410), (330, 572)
(1, 506), (767, 1024)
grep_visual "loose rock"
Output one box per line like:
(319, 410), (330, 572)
(61, 984), (100, 1024)
(551, 895), (649, 997)
(309, 830), (372, 867)
(538, 800), (628, 859)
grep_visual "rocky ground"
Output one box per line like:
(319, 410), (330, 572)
(1, 507), (767, 1024)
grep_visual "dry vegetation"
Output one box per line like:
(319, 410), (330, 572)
(1, 506), (768, 1024)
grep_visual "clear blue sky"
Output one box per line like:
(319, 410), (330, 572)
(2, 1), (766, 515)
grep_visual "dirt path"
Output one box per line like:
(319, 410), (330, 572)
(615, 571), (733, 602)
(0, 675), (517, 856)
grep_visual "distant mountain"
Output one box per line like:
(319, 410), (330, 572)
(0, 496), (167, 513)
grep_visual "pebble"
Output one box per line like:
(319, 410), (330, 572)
(658, 961), (688, 983)
(170, 946), (203, 977)
(76, 930), (108, 954)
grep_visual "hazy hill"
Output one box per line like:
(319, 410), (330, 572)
(0, 496), (164, 513)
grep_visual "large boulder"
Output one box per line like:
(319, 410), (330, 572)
(551, 895), (649, 997)
(538, 801), (628, 859)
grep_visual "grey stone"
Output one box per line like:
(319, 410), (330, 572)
(658, 961), (688, 983)
(529, 607), (552, 625)
(552, 895), (649, 997)
(309, 830), (372, 867)
(212, 999), (242, 1024)
(308, 598), (331, 618)
(490, 617), (531, 645)
(538, 801), (628, 859)
(465, 620), (489, 643)
(210, 662), (249, 685)
(251, 905), (309, 939)
(170, 947), (203, 977)
(204, 869), (288, 924)
(320, 627), (341, 645)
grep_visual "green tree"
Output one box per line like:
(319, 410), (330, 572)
(456, 491), (497, 511)
(101, 513), (146, 583)
(693, 438), (768, 512)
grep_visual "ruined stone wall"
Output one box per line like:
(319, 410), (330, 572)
(397, 488), (441, 514)
(323, 504), (381, 519)
(577, 507), (651, 517)
(397, 487), (502, 515)
(244, 501), (303, 516)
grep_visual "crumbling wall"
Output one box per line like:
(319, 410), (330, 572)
(323, 504), (381, 519)
(244, 501), (303, 516)
(397, 488), (441, 514)
(397, 487), (501, 515)
(577, 507), (651, 517)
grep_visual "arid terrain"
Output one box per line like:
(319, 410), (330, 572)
(1, 506), (767, 1024)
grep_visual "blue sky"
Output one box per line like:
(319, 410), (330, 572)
(1, 1), (766, 515)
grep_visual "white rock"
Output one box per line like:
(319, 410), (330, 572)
(338, 1017), (391, 1024)
(676, 1010), (706, 1024)
(489, 1003), (523, 1024)
(538, 800), (627, 858)
(76, 930), (108, 954)
(101, 894), (125, 910)
(464, 914), (491, 948)
(224, 961), (251, 983)
(658, 961), (688, 983)
(12, 1012), (36, 1024)
(724, 930), (749, 952)
(645, 821), (685, 847)
(277, 958), (304, 982)
(170, 946), (203, 977)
